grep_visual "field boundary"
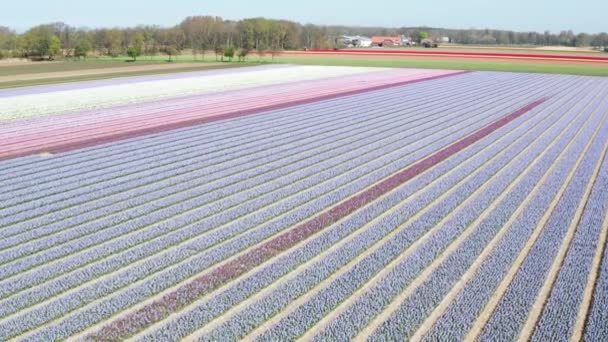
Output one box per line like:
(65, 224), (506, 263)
(288, 50), (608, 64)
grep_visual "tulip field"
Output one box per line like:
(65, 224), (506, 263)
(0, 65), (607, 341)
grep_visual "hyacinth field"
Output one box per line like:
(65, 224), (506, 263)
(0, 65), (607, 341)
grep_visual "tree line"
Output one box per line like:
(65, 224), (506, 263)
(0, 18), (606, 61)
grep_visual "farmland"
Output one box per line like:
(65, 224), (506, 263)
(0, 46), (607, 91)
(0, 61), (249, 90)
(269, 49), (608, 77)
(0, 64), (607, 342)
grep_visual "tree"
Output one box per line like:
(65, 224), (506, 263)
(49, 35), (61, 59)
(127, 46), (140, 61)
(256, 44), (265, 62)
(19, 26), (62, 60)
(0, 26), (16, 57)
(164, 46), (179, 61)
(0, 26), (16, 50)
(237, 48), (249, 62)
(181, 16), (219, 60)
(223, 47), (235, 61)
(106, 28), (123, 57)
(417, 31), (429, 43)
(575, 33), (591, 47)
(127, 32), (144, 61)
(73, 35), (91, 60)
(158, 27), (184, 61)
(214, 46), (223, 61)
(6, 18), (608, 63)
(133, 32), (145, 52)
(144, 39), (159, 60)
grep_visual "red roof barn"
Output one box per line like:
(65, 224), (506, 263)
(371, 36), (403, 46)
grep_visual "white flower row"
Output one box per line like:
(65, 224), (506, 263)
(0, 65), (382, 122)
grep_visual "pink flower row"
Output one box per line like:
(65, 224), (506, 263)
(0, 69), (461, 160)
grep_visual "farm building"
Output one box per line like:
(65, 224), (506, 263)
(337, 35), (373, 48)
(371, 36), (403, 47)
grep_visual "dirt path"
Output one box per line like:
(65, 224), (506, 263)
(0, 63), (223, 83)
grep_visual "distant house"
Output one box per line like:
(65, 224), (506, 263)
(371, 36), (403, 47)
(358, 37), (373, 47)
(336, 35), (373, 48)
(440, 36), (450, 43)
(402, 36), (416, 46)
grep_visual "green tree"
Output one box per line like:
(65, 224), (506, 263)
(223, 46), (235, 61)
(0, 26), (16, 58)
(127, 46), (140, 61)
(133, 32), (145, 52)
(74, 43), (90, 59)
(73, 41), (90, 59)
(49, 35), (61, 59)
(0, 26), (16, 51)
(106, 28), (123, 57)
(418, 31), (429, 42)
(127, 32), (144, 61)
(20, 26), (62, 60)
(163, 46), (179, 61)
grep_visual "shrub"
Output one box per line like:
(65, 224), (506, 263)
(237, 49), (249, 62)
(224, 47), (235, 62)
(127, 46), (141, 61)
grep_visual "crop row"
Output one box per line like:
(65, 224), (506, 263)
(0, 70), (490, 216)
(0, 70), (482, 188)
(0, 64), (285, 98)
(254, 81), (595, 342)
(0, 69), (453, 160)
(0, 74), (534, 268)
(584, 181), (608, 342)
(143, 78), (577, 342)
(0, 68), (436, 142)
(532, 131), (608, 341)
(0, 65), (377, 122)
(367, 83), (608, 341)
(0, 72), (529, 282)
(420, 82), (608, 341)
(3, 70), (607, 341)
(0, 71), (528, 338)
(0, 85), (534, 340)
(81, 87), (560, 340)
(476, 97), (608, 342)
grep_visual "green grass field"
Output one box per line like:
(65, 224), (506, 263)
(0, 50), (606, 89)
(97, 53), (608, 76)
(0, 61), (161, 77)
(263, 54), (608, 76)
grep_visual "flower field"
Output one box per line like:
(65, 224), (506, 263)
(0, 65), (607, 341)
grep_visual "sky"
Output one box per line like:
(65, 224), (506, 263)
(1, 0), (605, 33)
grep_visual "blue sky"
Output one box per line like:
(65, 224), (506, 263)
(1, 0), (605, 33)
